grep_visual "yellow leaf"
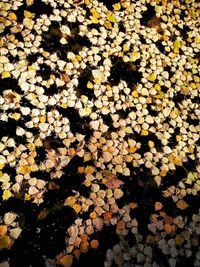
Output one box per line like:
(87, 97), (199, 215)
(24, 10), (34, 18)
(24, 193), (31, 201)
(3, 190), (12, 201)
(0, 235), (12, 249)
(58, 255), (73, 267)
(141, 129), (149, 136)
(73, 204), (81, 213)
(2, 71), (11, 79)
(64, 196), (76, 207)
(148, 72), (157, 82)
(91, 17), (99, 24)
(176, 199), (189, 210)
(113, 3), (121, 11)
(84, 152), (92, 162)
(60, 103), (68, 109)
(168, 155), (183, 166)
(19, 166), (31, 174)
(0, 164), (4, 170)
(107, 11), (116, 23)
(87, 81), (93, 89)
(39, 115), (46, 123)
(7, 12), (17, 21)
(90, 8), (100, 19)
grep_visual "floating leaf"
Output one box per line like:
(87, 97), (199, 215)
(73, 249), (81, 260)
(0, 235), (12, 249)
(155, 202), (163, 211)
(164, 224), (172, 234)
(72, 204), (81, 213)
(0, 226), (7, 236)
(103, 211), (112, 221)
(107, 11), (116, 23)
(90, 239), (99, 249)
(105, 178), (124, 189)
(80, 241), (89, 253)
(64, 196), (76, 207)
(2, 190), (12, 201)
(175, 234), (184, 246)
(58, 255), (73, 267)
(176, 199), (189, 210)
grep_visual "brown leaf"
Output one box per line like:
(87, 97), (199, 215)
(105, 178), (124, 189)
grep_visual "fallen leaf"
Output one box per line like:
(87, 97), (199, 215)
(155, 202), (163, 211)
(80, 241), (89, 253)
(175, 234), (184, 246)
(90, 239), (99, 249)
(64, 196), (76, 207)
(103, 211), (112, 221)
(0, 235), (12, 249)
(58, 255), (73, 267)
(164, 224), (172, 234)
(176, 199), (189, 210)
(0, 226), (7, 236)
(105, 178), (124, 189)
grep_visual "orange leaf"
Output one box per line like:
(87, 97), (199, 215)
(164, 215), (173, 224)
(80, 241), (89, 253)
(164, 224), (172, 234)
(103, 211), (112, 221)
(155, 202), (163, 211)
(116, 220), (125, 234)
(0, 226), (7, 236)
(58, 255), (73, 267)
(73, 249), (81, 260)
(176, 199), (189, 210)
(90, 239), (99, 249)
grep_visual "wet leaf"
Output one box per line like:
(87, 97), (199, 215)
(58, 255), (73, 267)
(0, 226), (7, 236)
(90, 239), (99, 249)
(175, 234), (184, 246)
(0, 235), (12, 249)
(164, 224), (172, 234)
(64, 196), (76, 207)
(176, 199), (189, 210)
(155, 202), (163, 211)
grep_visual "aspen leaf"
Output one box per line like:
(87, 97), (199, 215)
(164, 224), (172, 234)
(64, 196), (76, 207)
(2, 190), (12, 201)
(107, 11), (116, 23)
(90, 239), (99, 249)
(0, 235), (12, 249)
(0, 226), (7, 236)
(155, 202), (163, 211)
(58, 255), (73, 267)
(176, 199), (189, 210)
